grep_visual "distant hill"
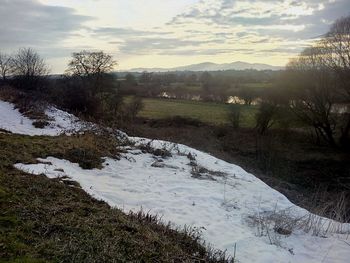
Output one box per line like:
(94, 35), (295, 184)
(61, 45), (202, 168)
(128, 61), (283, 72)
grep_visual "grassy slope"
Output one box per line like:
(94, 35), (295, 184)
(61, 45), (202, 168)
(0, 133), (231, 263)
(136, 98), (258, 127)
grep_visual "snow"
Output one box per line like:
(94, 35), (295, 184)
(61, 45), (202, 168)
(15, 139), (350, 263)
(0, 100), (89, 136)
(2, 99), (349, 262)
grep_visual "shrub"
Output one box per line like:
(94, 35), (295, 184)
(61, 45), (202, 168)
(64, 147), (102, 169)
(227, 104), (241, 129)
(0, 86), (50, 122)
(255, 102), (277, 135)
(32, 120), (50, 129)
(125, 96), (144, 121)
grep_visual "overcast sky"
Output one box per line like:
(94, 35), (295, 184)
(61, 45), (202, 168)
(0, 0), (349, 73)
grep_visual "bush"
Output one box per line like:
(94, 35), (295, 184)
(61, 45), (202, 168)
(0, 86), (24, 102)
(255, 102), (277, 135)
(64, 147), (102, 169)
(227, 104), (241, 129)
(32, 120), (50, 129)
(125, 96), (144, 121)
(0, 86), (50, 122)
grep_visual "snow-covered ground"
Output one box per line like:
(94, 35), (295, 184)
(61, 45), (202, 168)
(15, 142), (350, 263)
(0, 100), (90, 136)
(1, 99), (349, 262)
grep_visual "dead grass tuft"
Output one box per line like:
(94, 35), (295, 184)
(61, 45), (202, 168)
(248, 202), (350, 249)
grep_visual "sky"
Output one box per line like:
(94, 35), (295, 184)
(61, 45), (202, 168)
(0, 0), (349, 73)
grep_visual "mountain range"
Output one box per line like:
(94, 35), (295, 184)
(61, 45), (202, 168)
(128, 61), (283, 72)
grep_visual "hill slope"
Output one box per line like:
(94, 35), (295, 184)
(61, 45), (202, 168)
(1, 99), (349, 263)
(128, 61), (283, 72)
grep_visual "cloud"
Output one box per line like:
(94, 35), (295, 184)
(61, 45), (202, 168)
(92, 27), (171, 37)
(125, 0), (345, 61)
(118, 37), (223, 55)
(1, 0), (349, 71)
(0, 0), (93, 50)
(169, 0), (350, 40)
(92, 26), (225, 55)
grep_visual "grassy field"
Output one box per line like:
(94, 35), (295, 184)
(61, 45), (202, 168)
(134, 97), (258, 127)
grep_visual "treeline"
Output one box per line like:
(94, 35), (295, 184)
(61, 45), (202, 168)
(119, 70), (278, 103)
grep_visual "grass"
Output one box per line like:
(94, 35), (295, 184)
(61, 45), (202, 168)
(0, 132), (121, 170)
(132, 97), (258, 127)
(0, 133), (233, 263)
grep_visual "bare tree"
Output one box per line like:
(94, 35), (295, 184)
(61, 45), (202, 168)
(320, 16), (350, 148)
(321, 16), (350, 96)
(0, 52), (12, 82)
(126, 96), (144, 121)
(66, 50), (117, 95)
(285, 16), (350, 147)
(228, 104), (241, 129)
(286, 47), (338, 146)
(11, 48), (50, 90)
(255, 101), (277, 135)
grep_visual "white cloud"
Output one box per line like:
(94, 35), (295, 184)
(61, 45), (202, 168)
(1, 0), (349, 72)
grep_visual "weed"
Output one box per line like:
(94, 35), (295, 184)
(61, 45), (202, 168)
(191, 163), (227, 181)
(137, 140), (173, 158)
(248, 204), (350, 249)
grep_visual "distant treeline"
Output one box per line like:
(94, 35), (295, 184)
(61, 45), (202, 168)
(118, 70), (280, 103)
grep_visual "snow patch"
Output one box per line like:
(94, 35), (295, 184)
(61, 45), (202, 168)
(0, 100), (91, 136)
(15, 138), (350, 263)
(3, 98), (349, 262)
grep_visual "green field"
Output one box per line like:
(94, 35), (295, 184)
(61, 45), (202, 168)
(134, 97), (258, 127)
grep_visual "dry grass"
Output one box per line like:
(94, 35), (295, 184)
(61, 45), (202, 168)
(137, 140), (173, 159)
(190, 164), (227, 181)
(0, 132), (120, 170)
(248, 200), (350, 249)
